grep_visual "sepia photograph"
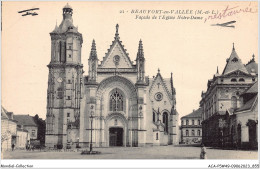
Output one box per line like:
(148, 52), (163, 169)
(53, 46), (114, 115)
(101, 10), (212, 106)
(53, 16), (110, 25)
(1, 1), (259, 168)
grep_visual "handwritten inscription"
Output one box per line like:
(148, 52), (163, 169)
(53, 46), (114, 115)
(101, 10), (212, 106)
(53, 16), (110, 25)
(204, 3), (257, 22)
(119, 3), (257, 23)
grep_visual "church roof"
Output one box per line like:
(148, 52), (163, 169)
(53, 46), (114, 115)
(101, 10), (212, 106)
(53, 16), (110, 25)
(149, 70), (175, 101)
(13, 115), (37, 127)
(182, 108), (202, 119)
(99, 24), (133, 68)
(58, 19), (77, 33)
(222, 44), (249, 75)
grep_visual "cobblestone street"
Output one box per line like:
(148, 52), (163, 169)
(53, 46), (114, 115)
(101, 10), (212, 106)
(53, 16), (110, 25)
(2, 145), (258, 159)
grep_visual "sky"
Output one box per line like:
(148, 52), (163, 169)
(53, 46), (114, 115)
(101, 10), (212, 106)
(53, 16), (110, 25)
(1, 1), (258, 120)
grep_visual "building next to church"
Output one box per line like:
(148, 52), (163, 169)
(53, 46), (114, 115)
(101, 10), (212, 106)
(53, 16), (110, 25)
(1, 107), (30, 150)
(1, 107), (17, 150)
(180, 108), (202, 144)
(45, 4), (178, 148)
(225, 81), (258, 149)
(200, 44), (258, 149)
(14, 115), (38, 140)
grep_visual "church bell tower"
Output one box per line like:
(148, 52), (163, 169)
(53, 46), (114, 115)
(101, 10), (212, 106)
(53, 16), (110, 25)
(45, 4), (83, 148)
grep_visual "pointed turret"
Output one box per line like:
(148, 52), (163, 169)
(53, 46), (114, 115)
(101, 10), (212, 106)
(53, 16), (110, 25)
(245, 54), (258, 75)
(52, 21), (59, 33)
(90, 39), (97, 60)
(88, 39), (98, 82)
(136, 39), (145, 83)
(170, 72), (176, 96)
(137, 39), (144, 59)
(214, 66), (220, 77)
(222, 43), (248, 75)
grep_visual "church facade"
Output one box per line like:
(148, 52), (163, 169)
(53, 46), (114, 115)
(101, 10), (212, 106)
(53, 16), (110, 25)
(45, 4), (178, 148)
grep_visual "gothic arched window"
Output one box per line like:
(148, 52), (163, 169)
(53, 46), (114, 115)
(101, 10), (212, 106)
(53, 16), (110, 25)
(231, 96), (237, 109)
(109, 89), (124, 111)
(163, 112), (168, 133)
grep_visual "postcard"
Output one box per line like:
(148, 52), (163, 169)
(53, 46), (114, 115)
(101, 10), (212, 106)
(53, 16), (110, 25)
(1, 1), (258, 168)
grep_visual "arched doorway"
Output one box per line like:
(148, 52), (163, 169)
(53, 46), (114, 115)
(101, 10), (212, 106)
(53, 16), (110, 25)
(247, 120), (257, 149)
(109, 127), (123, 146)
(105, 113), (128, 147)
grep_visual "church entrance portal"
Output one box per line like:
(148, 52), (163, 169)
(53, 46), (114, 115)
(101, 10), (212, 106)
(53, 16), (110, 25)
(109, 127), (123, 146)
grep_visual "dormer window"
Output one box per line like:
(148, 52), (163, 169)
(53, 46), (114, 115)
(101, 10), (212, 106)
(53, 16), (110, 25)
(231, 78), (237, 82)
(231, 57), (238, 62)
(239, 78), (245, 82)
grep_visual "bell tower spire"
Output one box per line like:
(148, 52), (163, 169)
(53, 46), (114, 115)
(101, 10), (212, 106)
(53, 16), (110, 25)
(63, 3), (73, 19)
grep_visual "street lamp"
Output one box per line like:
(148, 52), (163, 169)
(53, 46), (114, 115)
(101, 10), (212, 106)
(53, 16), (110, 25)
(89, 109), (94, 153)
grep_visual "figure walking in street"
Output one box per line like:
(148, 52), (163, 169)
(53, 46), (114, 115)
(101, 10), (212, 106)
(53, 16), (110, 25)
(200, 144), (207, 159)
(11, 143), (15, 151)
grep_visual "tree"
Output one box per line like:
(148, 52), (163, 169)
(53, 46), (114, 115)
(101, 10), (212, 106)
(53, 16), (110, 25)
(33, 114), (46, 145)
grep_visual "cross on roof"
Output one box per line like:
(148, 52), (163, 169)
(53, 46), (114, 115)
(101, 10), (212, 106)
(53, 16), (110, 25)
(157, 82), (160, 89)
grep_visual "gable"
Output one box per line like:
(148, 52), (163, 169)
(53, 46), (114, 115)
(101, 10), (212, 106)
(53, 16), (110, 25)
(149, 74), (173, 103)
(99, 40), (133, 69)
(222, 70), (251, 77)
(222, 48), (248, 75)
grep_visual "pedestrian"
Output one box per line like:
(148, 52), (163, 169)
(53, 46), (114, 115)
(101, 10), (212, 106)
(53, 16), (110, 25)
(11, 143), (15, 151)
(234, 141), (238, 150)
(200, 144), (207, 159)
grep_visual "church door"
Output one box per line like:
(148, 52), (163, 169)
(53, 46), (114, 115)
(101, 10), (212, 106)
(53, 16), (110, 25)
(109, 127), (123, 146)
